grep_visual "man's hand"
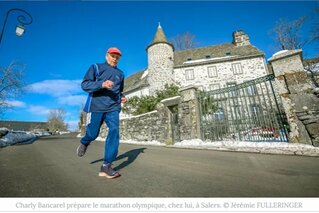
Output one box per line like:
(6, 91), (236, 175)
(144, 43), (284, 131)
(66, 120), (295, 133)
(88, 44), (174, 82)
(102, 80), (113, 89)
(121, 97), (127, 103)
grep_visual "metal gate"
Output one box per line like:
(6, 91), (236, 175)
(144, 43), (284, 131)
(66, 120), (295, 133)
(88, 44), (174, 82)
(198, 74), (289, 142)
(169, 105), (180, 143)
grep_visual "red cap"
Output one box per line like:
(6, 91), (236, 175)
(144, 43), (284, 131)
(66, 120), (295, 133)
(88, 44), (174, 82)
(107, 47), (122, 56)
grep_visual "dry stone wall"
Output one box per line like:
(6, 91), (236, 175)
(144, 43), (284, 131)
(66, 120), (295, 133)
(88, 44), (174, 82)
(269, 50), (319, 146)
(80, 86), (201, 144)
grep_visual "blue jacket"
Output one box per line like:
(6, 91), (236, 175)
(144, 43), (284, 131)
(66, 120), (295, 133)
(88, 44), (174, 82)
(82, 63), (125, 113)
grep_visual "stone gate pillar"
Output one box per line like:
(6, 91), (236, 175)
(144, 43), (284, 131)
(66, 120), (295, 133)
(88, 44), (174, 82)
(178, 86), (202, 141)
(268, 50), (319, 146)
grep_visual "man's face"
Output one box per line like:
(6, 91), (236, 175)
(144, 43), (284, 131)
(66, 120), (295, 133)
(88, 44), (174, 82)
(106, 53), (121, 67)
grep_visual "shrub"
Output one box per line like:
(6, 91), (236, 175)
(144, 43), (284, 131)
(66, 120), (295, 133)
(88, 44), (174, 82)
(123, 84), (180, 115)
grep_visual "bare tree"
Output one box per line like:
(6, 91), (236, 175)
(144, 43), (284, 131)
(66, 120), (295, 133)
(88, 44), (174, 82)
(170, 32), (199, 50)
(310, 7), (319, 44)
(0, 61), (25, 117)
(303, 58), (319, 87)
(270, 17), (307, 50)
(78, 109), (86, 135)
(47, 108), (68, 133)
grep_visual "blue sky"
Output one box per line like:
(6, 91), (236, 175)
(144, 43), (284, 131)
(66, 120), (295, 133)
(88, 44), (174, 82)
(0, 1), (318, 131)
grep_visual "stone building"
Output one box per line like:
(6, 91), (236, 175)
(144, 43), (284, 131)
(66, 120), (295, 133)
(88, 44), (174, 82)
(79, 24), (319, 146)
(123, 24), (269, 98)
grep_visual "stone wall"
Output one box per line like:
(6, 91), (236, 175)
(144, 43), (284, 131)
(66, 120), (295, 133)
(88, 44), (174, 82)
(269, 50), (319, 146)
(80, 108), (171, 144)
(80, 86), (201, 144)
(103, 109), (170, 143)
(118, 86), (201, 144)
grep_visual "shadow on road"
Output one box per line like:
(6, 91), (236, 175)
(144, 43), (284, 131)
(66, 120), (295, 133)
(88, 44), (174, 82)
(90, 148), (146, 170)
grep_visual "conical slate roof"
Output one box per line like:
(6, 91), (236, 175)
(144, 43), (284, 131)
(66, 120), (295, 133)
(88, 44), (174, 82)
(147, 23), (174, 50)
(152, 23), (168, 43)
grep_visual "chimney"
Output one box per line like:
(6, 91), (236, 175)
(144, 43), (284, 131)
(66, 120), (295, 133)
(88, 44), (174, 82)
(232, 30), (251, 46)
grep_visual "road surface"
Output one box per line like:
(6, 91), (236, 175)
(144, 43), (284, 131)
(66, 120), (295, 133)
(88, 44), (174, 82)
(0, 133), (318, 197)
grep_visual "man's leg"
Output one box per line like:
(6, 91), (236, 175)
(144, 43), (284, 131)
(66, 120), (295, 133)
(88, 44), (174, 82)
(77, 112), (104, 157)
(99, 110), (120, 179)
(103, 110), (120, 164)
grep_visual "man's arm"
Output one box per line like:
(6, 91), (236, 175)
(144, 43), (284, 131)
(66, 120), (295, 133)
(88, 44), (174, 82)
(81, 65), (104, 93)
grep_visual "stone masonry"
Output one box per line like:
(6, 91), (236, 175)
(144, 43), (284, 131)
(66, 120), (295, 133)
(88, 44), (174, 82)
(269, 50), (319, 146)
(80, 86), (201, 144)
(174, 56), (267, 90)
(178, 86), (201, 141)
(146, 25), (175, 95)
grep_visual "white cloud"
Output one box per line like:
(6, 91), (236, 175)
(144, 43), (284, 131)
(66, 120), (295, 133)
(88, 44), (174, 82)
(27, 105), (51, 116)
(26, 80), (82, 97)
(58, 95), (87, 106)
(19, 80), (85, 126)
(5, 100), (26, 108)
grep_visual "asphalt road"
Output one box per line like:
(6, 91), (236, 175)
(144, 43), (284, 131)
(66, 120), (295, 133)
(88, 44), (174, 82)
(0, 133), (318, 197)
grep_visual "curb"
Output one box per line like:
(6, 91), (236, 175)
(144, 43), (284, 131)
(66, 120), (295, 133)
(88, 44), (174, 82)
(166, 145), (319, 157)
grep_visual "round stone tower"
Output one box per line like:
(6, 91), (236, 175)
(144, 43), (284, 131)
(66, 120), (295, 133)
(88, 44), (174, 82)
(146, 23), (175, 95)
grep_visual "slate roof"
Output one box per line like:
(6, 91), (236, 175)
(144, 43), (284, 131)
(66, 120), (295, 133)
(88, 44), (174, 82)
(146, 24), (174, 50)
(174, 43), (264, 68)
(123, 69), (149, 93)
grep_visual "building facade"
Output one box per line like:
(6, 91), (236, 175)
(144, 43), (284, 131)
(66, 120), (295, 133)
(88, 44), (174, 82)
(124, 24), (269, 99)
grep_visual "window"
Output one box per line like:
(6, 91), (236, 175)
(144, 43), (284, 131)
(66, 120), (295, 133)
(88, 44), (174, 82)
(232, 63), (243, 75)
(205, 55), (211, 59)
(225, 52), (231, 56)
(250, 104), (261, 117)
(185, 69), (194, 80)
(214, 108), (225, 121)
(187, 58), (192, 61)
(207, 66), (218, 78)
(250, 104), (262, 125)
(226, 82), (237, 87)
(246, 84), (257, 96)
(233, 105), (242, 120)
(226, 82), (238, 97)
(209, 83), (220, 91)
